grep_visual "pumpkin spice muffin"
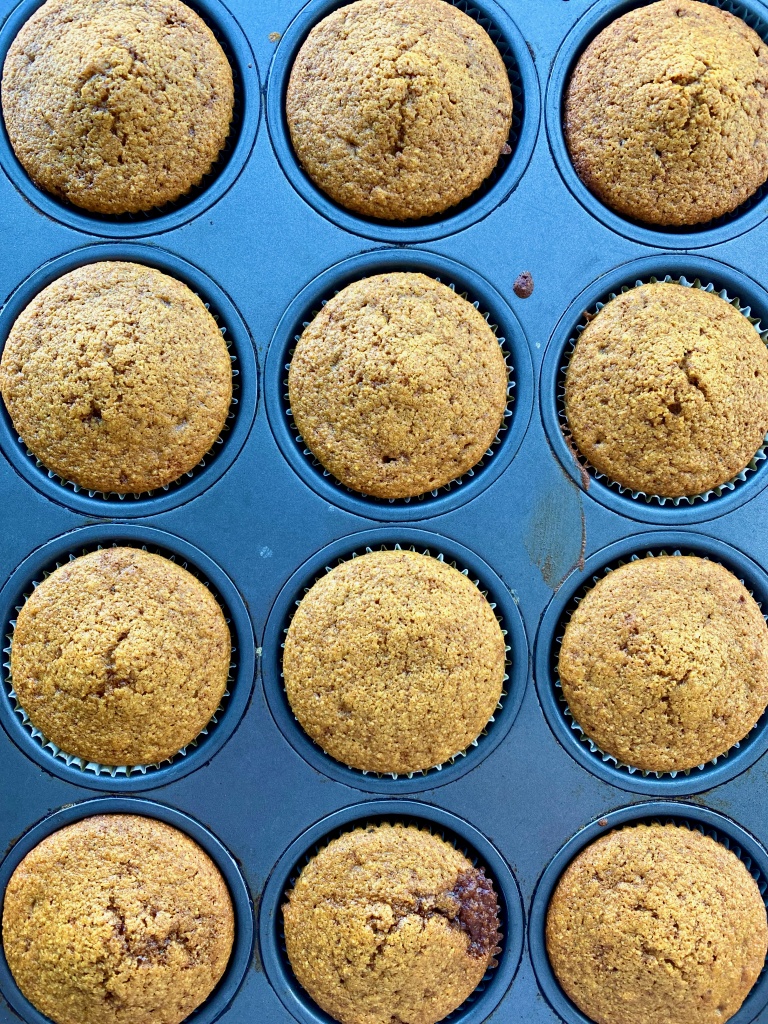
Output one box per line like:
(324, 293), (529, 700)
(0, 261), (232, 495)
(546, 823), (768, 1024)
(2, 814), (234, 1024)
(10, 546), (231, 766)
(288, 272), (508, 499)
(558, 554), (768, 773)
(286, 0), (513, 221)
(2, 0), (234, 215)
(283, 549), (506, 775)
(564, 282), (768, 498)
(565, 0), (768, 226)
(284, 823), (501, 1024)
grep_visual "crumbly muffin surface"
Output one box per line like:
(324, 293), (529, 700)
(2, 815), (234, 1024)
(283, 550), (506, 774)
(284, 823), (501, 1024)
(286, 0), (513, 220)
(558, 554), (768, 773)
(288, 273), (508, 499)
(565, 0), (768, 226)
(546, 823), (768, 1024)
(0, 261), (232, 494)
(2, 0), (234, 214)
(10, 547), (231, 766)
(564, 283), (768, 498)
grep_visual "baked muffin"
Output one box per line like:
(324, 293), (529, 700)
(565, 0), (768, 226)
(564, 282), (768, 498)
(0, 261), (232, 495)
(2, 814), (234, 1024)
(2, 0), (234, 215)
(10, 546), (231, 766)
(283, 549), (506, 775)
(558, 554), (768, 773)
(286, 0), (513, 221)
(546, 823), (768, 1024)
(284, 823), (501, 1024)
(288, 272), (508, 499)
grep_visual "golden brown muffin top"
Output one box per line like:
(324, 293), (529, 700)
(2, 0), (234, 215)
(10, 546), (231, 766)
(2, 815), (234, 1024)
(564, 283), (768, 498)
(565, 0), (768, 226)
(286, 0), (512, 221)
(283, 549), (506, 775)
(546, 823), (768, 1024)
(0, 261), (233, 495)
(284, 823), (500, 1024)
(558, 554), (768, 773)
(288, 273), (508, 499)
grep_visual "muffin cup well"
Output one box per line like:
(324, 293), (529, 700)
(540, 255), (768, 524)
(259, 800), (524, 1024)
(545, 0), (768, 249)
(529, 801), (768, 1024)
(261, 528), (528, 793)
(265, 249), (534, 522)
(0, 525), (256, 793)
(560, 277), (767, 504)
(0, 0), (260, 238)
(534, 531), (768, 796)
(6, 550), (234, 777)
(0, 243), (258, 518)
(0, 797), (254, 1024)
(265, 0), (539, 244)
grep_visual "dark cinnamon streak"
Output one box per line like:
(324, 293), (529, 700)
(451, 866), (502, 962)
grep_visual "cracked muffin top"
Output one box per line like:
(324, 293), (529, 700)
(564, 282), (768, 498)
(2, 0), (234, 215)
(565, 0), (768, 226)
(546, 823), (768, 1024)
(558, 554), (768, 773)
(10, 546), (231, 767)
(287, 272), (508, 499)
(0, 261), (232, 495)
(282, 549), (507, 775)
(286, 0), (513, 221)
(2, 814), (234, 1024)
(283, 823), (501, 1024)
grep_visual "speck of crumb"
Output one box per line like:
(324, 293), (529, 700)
(501, 142), (512, 155)
(513, 271), (534, 299)
(598, 818), (609, 827)
(269, 31), (282, 42)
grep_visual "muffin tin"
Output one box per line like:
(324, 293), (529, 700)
(2, 0), (768, 1022)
